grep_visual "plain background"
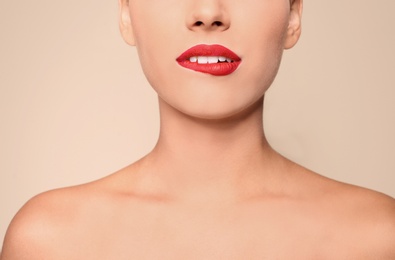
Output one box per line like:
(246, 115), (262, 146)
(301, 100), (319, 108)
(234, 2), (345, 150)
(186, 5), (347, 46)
(1, 0), (394, 247)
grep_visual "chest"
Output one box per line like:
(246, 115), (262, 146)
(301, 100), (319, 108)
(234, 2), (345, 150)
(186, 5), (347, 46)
(56, 218), (340, 260)
(52, 203), (366, 259)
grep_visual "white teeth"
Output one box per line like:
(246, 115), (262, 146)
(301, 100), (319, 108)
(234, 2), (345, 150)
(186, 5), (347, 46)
(189, 56), (233, 64)
(208, 56), (218, 64)
(197, 56), (208, 64)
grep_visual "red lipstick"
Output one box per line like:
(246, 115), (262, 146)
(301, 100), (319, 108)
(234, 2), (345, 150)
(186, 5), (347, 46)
(176, 44), (241, 76)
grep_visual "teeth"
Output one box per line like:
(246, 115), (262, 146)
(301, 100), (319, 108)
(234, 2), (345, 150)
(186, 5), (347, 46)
(218, 56), (227, 62)
(208, 57), (218, 64)
(197, 56), (208, 64)
(189, 56), (233, 64)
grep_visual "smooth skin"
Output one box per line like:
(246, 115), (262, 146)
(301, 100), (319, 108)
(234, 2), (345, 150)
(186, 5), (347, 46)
(2, 0), (395, 259)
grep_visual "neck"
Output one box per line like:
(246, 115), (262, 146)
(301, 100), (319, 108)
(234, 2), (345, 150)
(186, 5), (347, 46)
(138, 97), (287, 204)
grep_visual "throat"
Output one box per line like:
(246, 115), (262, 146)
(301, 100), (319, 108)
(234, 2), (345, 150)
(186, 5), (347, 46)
(139, 96), (277, 202)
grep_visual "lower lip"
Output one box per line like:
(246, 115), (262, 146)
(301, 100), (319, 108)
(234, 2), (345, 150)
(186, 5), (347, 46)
(176, 60), (241, 76)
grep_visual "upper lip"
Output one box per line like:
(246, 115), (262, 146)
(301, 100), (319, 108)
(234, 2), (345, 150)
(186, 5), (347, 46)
(176, 44), (241, 62)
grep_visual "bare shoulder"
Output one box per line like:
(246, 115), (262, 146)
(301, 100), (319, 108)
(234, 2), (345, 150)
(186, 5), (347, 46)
(328, 178), (395, 224)
(342, 184), (395, 256)
(0, 163), (149, 259)
(311, 172), (395, 257)
(1, 180), (109, 259)
(1, 187), (81, 259)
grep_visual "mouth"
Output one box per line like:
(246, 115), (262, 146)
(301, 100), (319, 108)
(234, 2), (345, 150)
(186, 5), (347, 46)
(176, 44), (241, 76)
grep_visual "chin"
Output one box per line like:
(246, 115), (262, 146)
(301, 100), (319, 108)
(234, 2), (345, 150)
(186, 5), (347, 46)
(170, 96), (264, 121)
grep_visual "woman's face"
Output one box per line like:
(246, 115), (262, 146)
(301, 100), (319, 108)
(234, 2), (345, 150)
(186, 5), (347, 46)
(120, 0), (302, 119)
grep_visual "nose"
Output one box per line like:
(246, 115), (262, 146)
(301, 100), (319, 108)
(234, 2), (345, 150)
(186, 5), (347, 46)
(186, 0), (230, 32)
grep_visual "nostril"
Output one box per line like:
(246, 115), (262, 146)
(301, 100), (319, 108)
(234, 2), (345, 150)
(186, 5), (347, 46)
(193, 21), (224, 27)
(212, 21), (223, 27)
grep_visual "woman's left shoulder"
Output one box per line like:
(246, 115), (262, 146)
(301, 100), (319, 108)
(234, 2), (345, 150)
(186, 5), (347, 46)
(328, 181), (395, 256)
(337, 182), (395, 220)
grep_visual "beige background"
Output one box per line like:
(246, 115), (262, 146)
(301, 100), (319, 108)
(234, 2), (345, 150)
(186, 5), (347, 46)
(1, 0), (394, 246)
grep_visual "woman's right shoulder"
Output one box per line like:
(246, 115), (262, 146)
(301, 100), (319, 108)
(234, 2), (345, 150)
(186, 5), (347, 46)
(1, 185), (93, 259)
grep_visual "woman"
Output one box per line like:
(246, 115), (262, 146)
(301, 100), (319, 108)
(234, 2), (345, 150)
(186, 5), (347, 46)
(2, 0), (395, 258)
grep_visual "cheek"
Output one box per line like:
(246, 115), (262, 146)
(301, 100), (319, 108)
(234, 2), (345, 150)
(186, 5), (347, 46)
(246, 7), (289, 76)
(129, 6), (181, 91)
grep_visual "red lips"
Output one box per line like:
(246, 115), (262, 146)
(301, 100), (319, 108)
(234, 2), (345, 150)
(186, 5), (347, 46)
(176, 44), (241, 76)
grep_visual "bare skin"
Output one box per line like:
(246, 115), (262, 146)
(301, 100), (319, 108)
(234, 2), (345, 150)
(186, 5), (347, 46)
(2, 0), (395, 258)
(2, 99), (395, 259)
